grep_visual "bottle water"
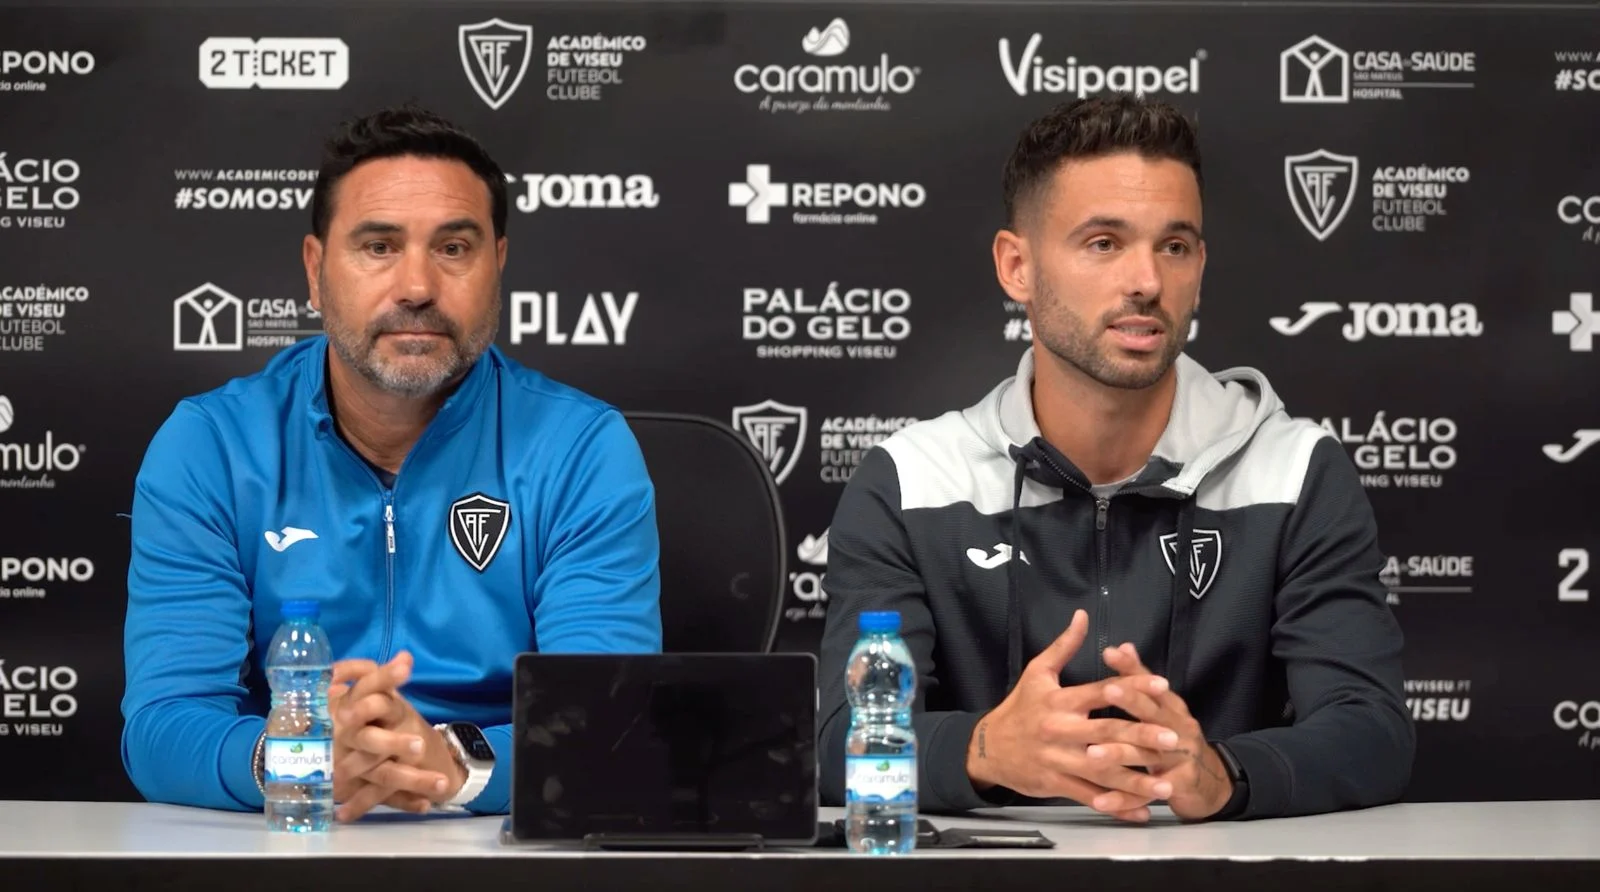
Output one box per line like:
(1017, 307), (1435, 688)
(844, 610), (918, 854)
(263, 599), (334, 832)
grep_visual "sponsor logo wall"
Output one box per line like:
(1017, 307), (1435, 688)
(0, 2), (1595, 805)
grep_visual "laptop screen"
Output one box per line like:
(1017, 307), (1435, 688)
(509, 652), (819, 844)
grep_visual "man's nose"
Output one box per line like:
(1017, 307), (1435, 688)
(1119, 248), (1163, 301)
(395, 247), (438, 306)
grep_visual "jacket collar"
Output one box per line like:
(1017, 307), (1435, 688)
(993, 346), (1279, 496)
(301, 335), (498, 441)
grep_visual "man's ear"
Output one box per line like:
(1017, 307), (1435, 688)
(303, 234), (323, 312)
(993, 226), (1033, 306)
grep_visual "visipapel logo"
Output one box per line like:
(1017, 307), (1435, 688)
(1553, 292), (1600, 351)
(728, 164), (788, 224)
(802, 18), (850, 56)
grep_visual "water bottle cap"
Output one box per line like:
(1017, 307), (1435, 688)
(281, 599), (320, 621)
(858, 610), (900, 634)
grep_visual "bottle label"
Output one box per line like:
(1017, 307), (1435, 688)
(264, 736), (332, 784)
(845, 754), (916, 805)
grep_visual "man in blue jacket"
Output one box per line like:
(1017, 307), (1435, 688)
(121, 105), (662, 821)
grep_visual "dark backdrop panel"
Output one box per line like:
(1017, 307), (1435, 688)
(0, 0), (1595, 805)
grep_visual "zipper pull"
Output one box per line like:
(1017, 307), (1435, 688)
(1095, 499), (1108, 531)
(385, 503), (395, 554)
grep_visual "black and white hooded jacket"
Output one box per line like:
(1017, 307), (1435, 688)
(817, 347), (1415, 818)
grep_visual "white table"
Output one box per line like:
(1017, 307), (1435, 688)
(2, 800), (1596, 890)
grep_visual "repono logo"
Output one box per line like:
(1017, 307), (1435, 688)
(728, 164), (924, 225)
(1552, 292), (1599, 351)
(0, 556), (93, 601)
(1, 49), (94, 93)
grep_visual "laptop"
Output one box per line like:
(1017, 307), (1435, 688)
(502, 652), (820, 848)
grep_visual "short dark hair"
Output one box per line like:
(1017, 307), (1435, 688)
(1002, 93), (1202, 230)
(310, 104), (508, 241)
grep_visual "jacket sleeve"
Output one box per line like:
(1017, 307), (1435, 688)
(529, 407), (662, 655)
(818, 446), (1002, 813)
(121, 401), (265, 812)
(1220, 435), (1416, 819)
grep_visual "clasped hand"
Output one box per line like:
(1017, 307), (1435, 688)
(966, 609), (1233, 822)
(325, 651), (467, 822)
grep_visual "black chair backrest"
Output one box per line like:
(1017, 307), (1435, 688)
(624, 411), (787, 654)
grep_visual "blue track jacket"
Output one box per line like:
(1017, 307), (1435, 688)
(121, 336), (662, 814)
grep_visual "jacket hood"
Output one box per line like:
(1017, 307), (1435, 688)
(965, 347), (1286, 496)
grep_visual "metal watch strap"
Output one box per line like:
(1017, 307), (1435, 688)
(435, 723), (491, 807)
(252, 730), (267, 795)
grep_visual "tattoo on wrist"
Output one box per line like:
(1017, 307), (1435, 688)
(977, 721), (988, 758)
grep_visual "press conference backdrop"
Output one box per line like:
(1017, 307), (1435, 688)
(1, 0), (1597, 805)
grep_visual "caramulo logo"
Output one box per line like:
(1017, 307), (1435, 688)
(0, 395), (84, 490)
(735, 18), (918, 113)
(1269, 301), (1483, 340)
(508, 173), (659, 212)
(999, 34), (1205, 97)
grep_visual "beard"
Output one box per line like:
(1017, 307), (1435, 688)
(1029, 275), (1192, 391)
(318, 273), (500, 398)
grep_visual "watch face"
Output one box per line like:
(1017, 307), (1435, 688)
(451, 723), (496, 763)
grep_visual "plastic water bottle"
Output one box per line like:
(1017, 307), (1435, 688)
(844, 610), (918, 854)
(263, 599), (334, 832)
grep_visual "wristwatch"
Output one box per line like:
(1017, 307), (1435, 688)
(1209, 740), (1250, 820)
(434, 722), (495, 808)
